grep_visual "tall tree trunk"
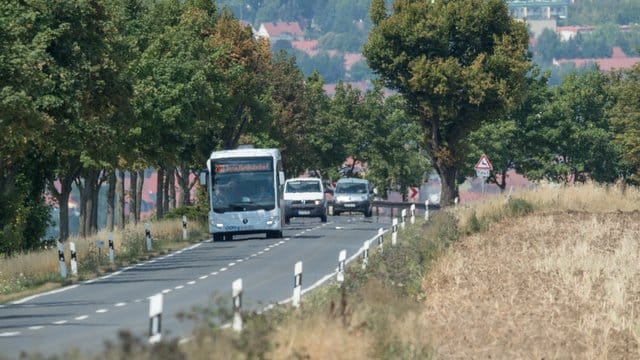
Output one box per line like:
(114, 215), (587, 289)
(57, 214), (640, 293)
(116, 169), (125, 229)
(176, 166), (192, 206)
(168, 168), (176, 210)
(129, 171), (138, 224)
(163, 168), (170, 213)
(436, 165), (459, 207)
(136, 170), (144, 221)
(50, 177), (73, 241)
(91, 176), (99, 234)
(106, 170), (115, 231)
(76, 172), (98, 237)
(156, 168), (165, 220)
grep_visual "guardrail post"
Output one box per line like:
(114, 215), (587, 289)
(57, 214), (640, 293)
(182, 216), (188, 240)
(108, 232), (115, 264)
(337, 250), (346, 283)
(293, 261), (303, 308)
(410, 204), (416, 224)
(232, 278), (243, 332)
(377, 227), (384, 253)
(362, 240), (370, 270)
(57, 240), (67, 279)
(145, 223), (152, 251)
(401, 209), (407, 231)
(424, 199), (430, 221)
(392, 218), (398, 246)
(70, 242), (78, 277)
(148, 293), (163, 344)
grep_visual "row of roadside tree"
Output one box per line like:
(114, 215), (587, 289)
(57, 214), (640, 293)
(0, 0), (428, 256)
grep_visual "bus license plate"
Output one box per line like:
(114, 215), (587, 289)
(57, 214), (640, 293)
(298, 210), (310, 215)
(345, 204), (356, 208)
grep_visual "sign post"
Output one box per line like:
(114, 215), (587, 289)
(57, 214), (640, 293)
(474, 154), (493, 196)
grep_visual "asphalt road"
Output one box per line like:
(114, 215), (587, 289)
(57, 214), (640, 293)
(0, 214), (390, 359)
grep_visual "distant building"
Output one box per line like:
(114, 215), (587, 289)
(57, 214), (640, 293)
(507, 0), (569, 20)
(256, 22), (304, 42)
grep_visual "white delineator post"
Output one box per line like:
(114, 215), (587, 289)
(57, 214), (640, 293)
(401, 209), (407, 231)
(232, 278), (243, 332)
(182, 216), (187, 240)
(337, 250), (346, 283)
(57, 241), (67, 279)
(410, 204), (416, 224)
(70, 242), (78, 277)
(108, 232), (115, 264)
(292, 261), (303, 308)
(377, 227), (384, 253)
(362, 240), (370, 270)
(145, 223), (152, 251)
(424, 199), (430, 221)
(148, 293), (163, 344)
(391, 218), (398, 246)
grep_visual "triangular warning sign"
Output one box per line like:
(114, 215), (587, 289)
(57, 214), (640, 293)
(474, 154), (493, 170)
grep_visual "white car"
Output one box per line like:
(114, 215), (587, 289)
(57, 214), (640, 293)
(283, 177), (328, 224)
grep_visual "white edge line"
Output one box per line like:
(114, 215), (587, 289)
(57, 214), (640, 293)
(11, 240), (209, 304)
(12, 284), (79, 305)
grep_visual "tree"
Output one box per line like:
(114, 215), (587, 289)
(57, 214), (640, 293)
(0, 1), (56, 254)
(364, 0), (531, 206)
(523, 70), (622, 183)
(609, 64), (640, 183)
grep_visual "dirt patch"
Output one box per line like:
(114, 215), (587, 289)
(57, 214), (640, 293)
(421, 212), (640, 359)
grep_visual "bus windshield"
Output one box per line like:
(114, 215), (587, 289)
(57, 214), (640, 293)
(211, 157), (275, 213)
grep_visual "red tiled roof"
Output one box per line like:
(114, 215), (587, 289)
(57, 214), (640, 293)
(262, 22), (303, 37)
(291, 40), (318, 55)
(555, 46), (640, 72)
(344, 53), (364, 71)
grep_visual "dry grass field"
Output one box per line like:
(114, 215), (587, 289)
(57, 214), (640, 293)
(0, 219), (206, 302)
(259, 183), (640, 359)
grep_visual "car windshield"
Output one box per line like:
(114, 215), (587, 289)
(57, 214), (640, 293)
(335, 182), (367, 194)
(285, 181), (321, 193)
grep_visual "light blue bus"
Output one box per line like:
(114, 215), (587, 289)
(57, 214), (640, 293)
(205, 147), (285, 241)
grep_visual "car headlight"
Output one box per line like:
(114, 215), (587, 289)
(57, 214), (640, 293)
(314, 200), (322, 205)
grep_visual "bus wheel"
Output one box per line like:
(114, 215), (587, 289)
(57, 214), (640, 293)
(267, 231), (282, 239)
(213, 233), (223, 242)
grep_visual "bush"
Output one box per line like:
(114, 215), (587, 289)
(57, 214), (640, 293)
(506, 198), (534, 217)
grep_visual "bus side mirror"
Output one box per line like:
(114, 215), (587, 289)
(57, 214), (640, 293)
(279, 171), (285, 185)
(199, 171), (208, 186)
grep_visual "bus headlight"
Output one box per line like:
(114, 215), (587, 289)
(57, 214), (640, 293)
(215, 223), (224, 229)
(266, 215), (280, 225)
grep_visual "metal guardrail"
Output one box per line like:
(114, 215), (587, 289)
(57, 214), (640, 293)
(371, 200), (441, 211)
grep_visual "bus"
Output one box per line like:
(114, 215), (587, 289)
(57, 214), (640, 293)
(204, 147), (285, 241)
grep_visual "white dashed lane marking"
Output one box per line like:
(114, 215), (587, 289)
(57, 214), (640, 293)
(187, 281), (196, 285)
(174, 285), (184, 290)
(220, 267), (228, 272)
(0, 332), (20, 337)
(75, 315), (89, 321)
(114, 302), (126, 307)
(96, 309), (108, 313)
(53, 320), (67, 325)
(198, 275), (208, 280)
(29, 326), (43, 330)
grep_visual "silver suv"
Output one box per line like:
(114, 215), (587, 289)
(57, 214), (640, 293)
(331, 178), (373, 217)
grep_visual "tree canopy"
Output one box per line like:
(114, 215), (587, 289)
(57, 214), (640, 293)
(364, 0), (531, 205)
